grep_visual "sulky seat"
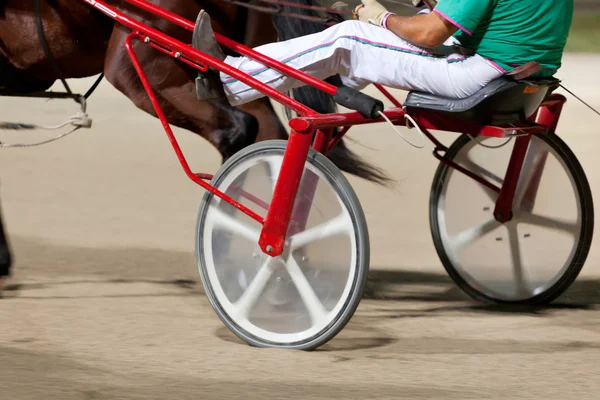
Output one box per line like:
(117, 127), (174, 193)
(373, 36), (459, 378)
(404, 70), (561, 125)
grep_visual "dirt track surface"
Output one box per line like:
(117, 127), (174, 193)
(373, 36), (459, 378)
(1, 53), (600, 399)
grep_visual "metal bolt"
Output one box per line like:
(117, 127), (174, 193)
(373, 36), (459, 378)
(144, 37), (150, 43)
(174, 52), (181, 58)
(266, 245), (273, 253)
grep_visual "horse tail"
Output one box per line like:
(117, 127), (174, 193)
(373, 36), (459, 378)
(270, 0), (391, 186)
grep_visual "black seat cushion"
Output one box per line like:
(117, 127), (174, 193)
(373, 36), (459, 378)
(404, 76), (561, 125)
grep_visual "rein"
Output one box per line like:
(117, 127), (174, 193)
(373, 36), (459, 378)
(218, 0), (431, 26)
(220, 0), (352, 26)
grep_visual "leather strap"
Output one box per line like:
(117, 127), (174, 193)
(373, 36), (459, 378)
(505, 61), (542, 80)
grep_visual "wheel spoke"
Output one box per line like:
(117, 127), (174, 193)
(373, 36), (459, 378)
(209, 206), (260, 243)
(520, 213), (579, 237)
(456, 156), (502, 203)
(463, 155), (504, 186)
(232, 258), (277, 320)
(447, 218), (502, 254)
(289, 213), (350, 250)
(286, 255), (328, 325)
(508, 224), (531, 297)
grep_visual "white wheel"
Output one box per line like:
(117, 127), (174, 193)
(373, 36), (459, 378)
(430, 133), (593, 304)
(196, 140), (369, 350)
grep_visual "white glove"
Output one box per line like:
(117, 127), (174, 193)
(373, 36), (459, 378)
(354, 0), (393, 27)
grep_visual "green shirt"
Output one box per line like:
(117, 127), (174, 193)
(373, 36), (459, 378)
(434, 0), (574, 76)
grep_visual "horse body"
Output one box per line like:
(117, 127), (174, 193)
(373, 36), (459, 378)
(0, 0), (111, 91)
(0, 0), (387, 287)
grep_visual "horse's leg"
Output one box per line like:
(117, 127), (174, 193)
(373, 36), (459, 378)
(234, 10), (290, 142)
(237, 98), (288, 142)
(103, 27), (249, 162)
(103, 19), (290, 163)
(0, 189), (12, 294)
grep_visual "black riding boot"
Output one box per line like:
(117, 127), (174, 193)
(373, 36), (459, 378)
(192, 10), (229, 103)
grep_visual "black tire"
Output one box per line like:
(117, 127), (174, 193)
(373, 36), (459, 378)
(195, 140), (370, 350)
(429, 133), (594, 305)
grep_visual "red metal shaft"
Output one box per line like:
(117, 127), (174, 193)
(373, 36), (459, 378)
(518, 94), (567, 212)
(433, 149), (501, 194)
(284, 128), (335, 236)
(258, 130), (314, 256)
(312, 128), (334, 153)
(291, 108), (407, 133)
(537, 94), (566, 133)
(326, 126), (351, 154)
(493, 135), (532, 222)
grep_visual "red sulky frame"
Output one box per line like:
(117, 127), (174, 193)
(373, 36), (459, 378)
(81, 0), (567, 256)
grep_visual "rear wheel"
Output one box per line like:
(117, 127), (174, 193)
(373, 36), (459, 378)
(429, 133), (593, 304)
(196, 140), (369, 350)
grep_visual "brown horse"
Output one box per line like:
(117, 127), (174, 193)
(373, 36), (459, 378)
(0, 0), (389, 290)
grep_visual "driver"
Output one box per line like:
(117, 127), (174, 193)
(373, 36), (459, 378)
(193, 0), (573, 106)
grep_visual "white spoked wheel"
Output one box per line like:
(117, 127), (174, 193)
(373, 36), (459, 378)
(196, 140), (369, 350)
(430, 133), (593, 304)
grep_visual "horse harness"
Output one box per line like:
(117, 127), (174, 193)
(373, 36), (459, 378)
(216, 0), (437, 26)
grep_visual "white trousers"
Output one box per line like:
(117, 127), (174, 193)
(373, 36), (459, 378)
(220, 20), (504, 106)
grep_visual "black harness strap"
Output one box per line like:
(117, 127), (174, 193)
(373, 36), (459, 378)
(32, 0), (104, 103)
(34, 0), (74, 96)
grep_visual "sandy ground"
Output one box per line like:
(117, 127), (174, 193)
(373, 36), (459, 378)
(1, 53), (600, 399)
